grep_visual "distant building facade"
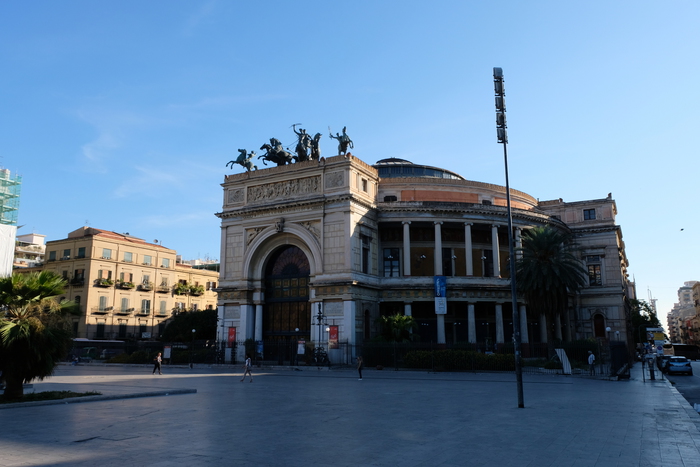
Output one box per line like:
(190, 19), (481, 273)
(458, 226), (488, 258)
(668, 281), (699, 344)
(0, 169), (22, 276)
(23, 227), (218, 340)
(216, 155), (635, 362)
(14, 232), (46, 268)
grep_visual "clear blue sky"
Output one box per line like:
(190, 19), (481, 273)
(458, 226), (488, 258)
(1, 1), (698, 319)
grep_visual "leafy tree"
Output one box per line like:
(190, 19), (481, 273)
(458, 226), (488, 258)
(376, 313), (418, 342)
(515, 226), (587, 357)
(161, 308), (217, 342)
(0, 271), (79, 399)
(629, 299), (661, 344)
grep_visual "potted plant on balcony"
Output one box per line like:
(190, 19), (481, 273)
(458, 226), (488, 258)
(95, 278), (114, 287)
(173, 282), (189, 295)
(140, 281), (153, 291)
(189, 284), (205, 296)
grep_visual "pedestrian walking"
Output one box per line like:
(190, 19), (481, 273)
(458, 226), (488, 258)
(241, 353), (253, 382)
(588, 350), (595, 375)
(153, 352), (162, 375)
(357, 356), (363, 380)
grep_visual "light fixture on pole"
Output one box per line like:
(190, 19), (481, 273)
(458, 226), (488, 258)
(494, 67), (524, 408)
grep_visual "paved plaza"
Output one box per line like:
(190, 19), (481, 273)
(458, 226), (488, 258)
(1, 363), (700, 466)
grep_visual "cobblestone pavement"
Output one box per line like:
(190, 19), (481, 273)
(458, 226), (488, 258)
(1, 363), (699, 466)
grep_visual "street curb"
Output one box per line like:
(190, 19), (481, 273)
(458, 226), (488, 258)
(0, 388), (197, 410)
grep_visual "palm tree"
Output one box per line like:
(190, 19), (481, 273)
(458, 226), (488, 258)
(515, 226), (587, 357)
(377, 314), (418, 342)
(0, 271), (78, 399)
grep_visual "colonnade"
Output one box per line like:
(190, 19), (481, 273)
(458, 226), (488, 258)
(399, 220), (532, 345)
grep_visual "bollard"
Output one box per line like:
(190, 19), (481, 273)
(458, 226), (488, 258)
(649, 360), (655, 380)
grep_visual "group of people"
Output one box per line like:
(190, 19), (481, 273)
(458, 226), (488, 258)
(150, 352), (366, 381)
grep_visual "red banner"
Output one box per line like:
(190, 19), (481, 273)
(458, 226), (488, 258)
(329, 325), (339, 349)
(227, 327), (236, 348)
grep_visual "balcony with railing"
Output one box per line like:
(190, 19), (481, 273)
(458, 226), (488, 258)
(91, 306), (113, 315)
(94, 278), (114, 287)
(116, 281), (136, 290)
(70, 278), (85, 287)
(139, 282), (153, 291)
(135, 308), (151, 316)
(156, 285), (170, 293)
(114, 307), (134, 316)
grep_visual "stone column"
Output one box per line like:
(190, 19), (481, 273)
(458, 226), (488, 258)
(436, 314), (446, 344)
(515, 228), (523, 260)
(219, 226), (227, 279)
(519, 304), (529, 344)
(540, 313), (547, 343)
(402, 221), (411, 277)
(254, 304), (263, 341)
(555, 314), (562, 341)
(464, 223), (473, 276)
(468, 303), (477, 343)
(495, 303), (504, 344)
(491, 224), (500, 277)
(434, 221), (443, 276)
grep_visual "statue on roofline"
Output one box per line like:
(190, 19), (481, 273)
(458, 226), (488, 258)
(329, 126), (353, 155)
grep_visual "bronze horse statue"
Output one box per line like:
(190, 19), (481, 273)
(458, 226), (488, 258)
(227, 149), (258, 172)
(259, 138), (294, 166)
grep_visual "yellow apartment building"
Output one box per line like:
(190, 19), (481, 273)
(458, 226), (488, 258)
(30, 227), (218, 340)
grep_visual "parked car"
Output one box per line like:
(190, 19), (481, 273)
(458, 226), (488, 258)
(658, 355), (673, 373)
(666, 356), (693, 376)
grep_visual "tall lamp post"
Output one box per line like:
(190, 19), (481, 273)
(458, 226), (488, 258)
(493, 67), (524, 408)
(190, 328), (196, 369)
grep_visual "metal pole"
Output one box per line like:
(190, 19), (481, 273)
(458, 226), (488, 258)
(494, 67), (524, 408)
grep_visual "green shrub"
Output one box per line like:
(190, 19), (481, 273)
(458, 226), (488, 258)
(403, 349), (515, 371)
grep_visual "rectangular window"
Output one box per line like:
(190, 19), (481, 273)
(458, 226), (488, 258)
(383, 248), (400, 277)
(102, 248), (112, 259)
(121, 297), (129, 312)
(123, 252), (133, 263)
(162, 258), (170, 268)
(143, 255), (152, 266)
(583, 209), (596, 220)
(160, 277), (169, 286)
(141, 299), (151, 315)
(143, 274), (150, 284)
(361, 234), (371, 274)
(442, 248), (454, 277)
(48, 251), (56, 261)
(361, 178), (368, 192)
(75, 269), (85, 280)
(62, 270), (69, 280)
(77, 247), (86, 259)
(586, 256), (602, 286)
(192, 303), (198, 311)
(99, 296), (108, 311)
(159, 301), (167, 315)
(62, 249), (71, 260)
(588, 264), (602, 286)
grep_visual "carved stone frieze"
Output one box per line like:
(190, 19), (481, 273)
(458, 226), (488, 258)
(246, 227), (265, 245)
(299, 221), (321, 238)
(227, 189), (244, 205)
(325, 171), (344, 189)
(247, 176), (321, 203)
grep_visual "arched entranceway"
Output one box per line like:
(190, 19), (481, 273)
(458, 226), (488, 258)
(263, 245), (311, 363)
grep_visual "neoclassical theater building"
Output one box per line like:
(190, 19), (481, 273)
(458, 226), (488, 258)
(216, 155), (633, 362)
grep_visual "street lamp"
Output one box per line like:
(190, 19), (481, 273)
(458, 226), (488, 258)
(190, 328), (196, 369)
(494, 67), (524, 408)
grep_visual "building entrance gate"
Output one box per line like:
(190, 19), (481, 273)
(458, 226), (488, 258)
(263, 246), (311, 364)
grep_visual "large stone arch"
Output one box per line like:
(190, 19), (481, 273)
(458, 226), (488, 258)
(243, 223), (322, 282)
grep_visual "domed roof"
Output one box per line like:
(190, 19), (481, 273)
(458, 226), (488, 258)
(374, 158), (464, 180)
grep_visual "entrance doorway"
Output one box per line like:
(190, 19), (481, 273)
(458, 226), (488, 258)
(263, 246), (311, 364)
